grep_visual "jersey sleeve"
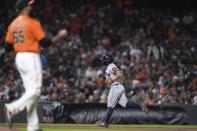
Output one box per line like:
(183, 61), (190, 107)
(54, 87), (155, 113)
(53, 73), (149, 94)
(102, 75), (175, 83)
(5, 26), (13, 44)
(32, 20), (45, 41)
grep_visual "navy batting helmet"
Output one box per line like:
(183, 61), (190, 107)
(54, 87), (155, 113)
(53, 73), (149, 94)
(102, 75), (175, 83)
(101, 54), (113, 66)
(14, 0), (35, 11)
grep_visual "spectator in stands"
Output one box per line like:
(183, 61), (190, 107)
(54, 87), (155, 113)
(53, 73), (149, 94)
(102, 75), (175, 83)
(0, 0), (196, 106)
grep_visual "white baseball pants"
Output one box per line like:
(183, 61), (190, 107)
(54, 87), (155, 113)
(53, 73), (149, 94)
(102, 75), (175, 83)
(6, 52), (42, 131)
(107, 84), (128, 108)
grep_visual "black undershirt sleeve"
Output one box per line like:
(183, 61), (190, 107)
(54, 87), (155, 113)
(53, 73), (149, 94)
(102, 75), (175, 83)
(40, 37), (53, 48)
(4, 44), (13, 52)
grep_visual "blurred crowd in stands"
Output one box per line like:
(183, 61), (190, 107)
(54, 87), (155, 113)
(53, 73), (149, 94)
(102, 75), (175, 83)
(0, 0), (196, 106)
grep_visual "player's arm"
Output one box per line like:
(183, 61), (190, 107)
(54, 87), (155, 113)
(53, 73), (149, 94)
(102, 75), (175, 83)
(40, 30), (67, 48)
(110, 68), (121, 82)
(32, 20), (67, 47)
(106, 68), (121, 85)
(4, 44), (13, 52)
(51, 30), (67, 44)
(4, 26), (14, 52)
(1, 27), (14, 64)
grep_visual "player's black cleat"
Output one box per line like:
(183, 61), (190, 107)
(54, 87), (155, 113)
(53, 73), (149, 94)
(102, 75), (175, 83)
(97, 122), (108, 128)
(4, 106), (13, 128)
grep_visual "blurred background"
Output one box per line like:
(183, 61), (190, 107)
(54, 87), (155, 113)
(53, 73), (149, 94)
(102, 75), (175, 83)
(0, 0), (196, 107)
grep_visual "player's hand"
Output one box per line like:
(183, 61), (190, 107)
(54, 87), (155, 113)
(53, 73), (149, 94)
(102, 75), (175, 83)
(52, 29), (68, 44)
(106, 78), (113, 86)
(58, 29), (67, 38)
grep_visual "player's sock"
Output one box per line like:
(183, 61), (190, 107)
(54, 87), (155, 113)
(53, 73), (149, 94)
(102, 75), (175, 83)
(102, 107), (113, 124)
(126, 102), (141, 109)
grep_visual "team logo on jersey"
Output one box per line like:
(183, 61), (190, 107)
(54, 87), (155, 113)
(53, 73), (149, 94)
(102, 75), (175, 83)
(112, 67), (117, 72)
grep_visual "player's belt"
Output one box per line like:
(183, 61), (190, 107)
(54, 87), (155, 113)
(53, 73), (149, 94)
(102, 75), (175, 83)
(111, 82), (120, 86)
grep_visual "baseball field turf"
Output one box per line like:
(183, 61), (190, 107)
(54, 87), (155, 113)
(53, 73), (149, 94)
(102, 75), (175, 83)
(1, 124), (197, 131)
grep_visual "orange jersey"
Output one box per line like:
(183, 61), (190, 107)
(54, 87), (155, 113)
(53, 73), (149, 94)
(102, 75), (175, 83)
(5, 15), (45, 53)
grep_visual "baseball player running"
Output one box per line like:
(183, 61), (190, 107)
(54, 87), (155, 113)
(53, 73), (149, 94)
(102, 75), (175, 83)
(97, 54), (148, 128)
(4, 0), (67, 131)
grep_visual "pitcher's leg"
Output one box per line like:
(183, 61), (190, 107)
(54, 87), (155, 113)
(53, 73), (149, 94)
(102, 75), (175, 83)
(26, 97), (40, 131)
(26, 54), (42, 131)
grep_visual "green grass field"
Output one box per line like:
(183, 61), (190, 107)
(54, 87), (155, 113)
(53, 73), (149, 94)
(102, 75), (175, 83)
(5, 124), (197, 131)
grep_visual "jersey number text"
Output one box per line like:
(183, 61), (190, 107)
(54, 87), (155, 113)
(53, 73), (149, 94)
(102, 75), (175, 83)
(13, 30), (24, 43)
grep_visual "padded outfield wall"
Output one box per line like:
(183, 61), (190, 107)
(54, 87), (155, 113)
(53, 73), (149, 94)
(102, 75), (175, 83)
(0, 101), (197, 125)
